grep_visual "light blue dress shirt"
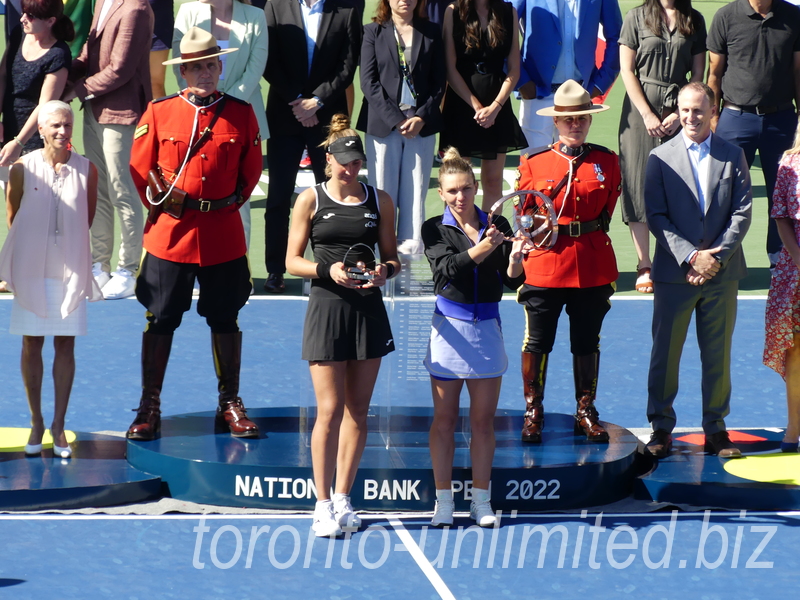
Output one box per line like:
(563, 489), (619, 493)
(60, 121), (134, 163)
(299, 0), (325, 75)
(553, 0), (582, 85)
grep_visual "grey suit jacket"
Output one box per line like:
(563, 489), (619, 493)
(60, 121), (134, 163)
(644, 132), (752, 285)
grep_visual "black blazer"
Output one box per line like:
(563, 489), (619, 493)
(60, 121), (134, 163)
(263, 0), (362, 137)
(356, 19), (446, 138)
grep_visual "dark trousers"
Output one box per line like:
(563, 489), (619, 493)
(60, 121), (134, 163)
(715, 106), (797, 261)
(518, 284), (614, 354)
(136, 253), (252, 334)
(647, 279), (738, 435)
(265, 131), (327, 274)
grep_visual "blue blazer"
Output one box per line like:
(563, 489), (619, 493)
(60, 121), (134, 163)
(510, 0), (622, 98)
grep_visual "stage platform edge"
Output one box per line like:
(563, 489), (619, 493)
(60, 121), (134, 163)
(0, 432), (162, 511)
(127, 407), (639, 511)
(635, 428), (800, 510)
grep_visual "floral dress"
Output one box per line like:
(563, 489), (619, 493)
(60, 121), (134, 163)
(764, 153), (800, 378)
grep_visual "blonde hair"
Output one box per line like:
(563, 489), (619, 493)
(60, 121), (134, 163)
(321, 114), (361, 178)
(437, 147), (476, 187)
(785, 121), (800, 156)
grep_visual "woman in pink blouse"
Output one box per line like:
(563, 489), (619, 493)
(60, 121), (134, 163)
(764, 124), (800, 453)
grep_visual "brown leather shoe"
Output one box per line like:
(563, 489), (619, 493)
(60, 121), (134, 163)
(573, 352), (609, 443)
(263, 273), (285, 294)
(645, 429), (673, 458)
(127, 398), (161, 440)
(215, 398), (259, 438)
(704, 431), (742, 458)
(127, 332), (172, 441)
(521, 352), (547, 443)
(212, 332), (259, 438)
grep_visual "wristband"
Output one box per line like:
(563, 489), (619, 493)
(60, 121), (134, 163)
(316, 262), (333, 280)
(385, 263), (396, 279)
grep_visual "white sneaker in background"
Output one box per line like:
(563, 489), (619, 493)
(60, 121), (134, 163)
(312, 501), (343, 538)
(397, 239), (425, 255)
(92, 262), (110, 290)
(102, 268), (136, 300)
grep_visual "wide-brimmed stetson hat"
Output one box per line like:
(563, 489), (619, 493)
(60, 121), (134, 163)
(536, 79), (610, 117)
(163, 27), (238, 65)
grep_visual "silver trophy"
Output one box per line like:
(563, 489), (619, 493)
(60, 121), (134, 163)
(486, 189), (559, 249)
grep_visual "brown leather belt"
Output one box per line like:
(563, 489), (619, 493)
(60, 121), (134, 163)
(185, 192), (239, 212)
(723, 101), (795, 116)
(557, 213), (609, 237)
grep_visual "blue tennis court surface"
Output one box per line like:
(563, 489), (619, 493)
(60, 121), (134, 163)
(1, 511), (798, 599)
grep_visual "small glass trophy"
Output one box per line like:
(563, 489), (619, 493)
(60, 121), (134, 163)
(343, 243), (377, 283)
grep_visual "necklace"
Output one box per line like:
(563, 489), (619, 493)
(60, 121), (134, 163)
(46, 154), (69, 242)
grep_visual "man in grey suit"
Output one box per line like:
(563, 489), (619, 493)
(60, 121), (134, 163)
(644, 82), (752, 459)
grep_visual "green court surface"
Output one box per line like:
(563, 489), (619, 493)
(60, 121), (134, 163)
(0, 0), (772, 294)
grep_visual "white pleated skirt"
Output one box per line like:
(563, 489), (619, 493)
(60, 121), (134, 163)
(10, 278), (87, 336)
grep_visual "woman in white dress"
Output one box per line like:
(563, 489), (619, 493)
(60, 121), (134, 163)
(0, 100), (102, 458)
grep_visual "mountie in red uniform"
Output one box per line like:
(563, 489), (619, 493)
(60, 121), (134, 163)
(518, 143), (621, 288)
(516, 142), (621, 445)
(130, 90), (262, 266)
(126, 88), (263, 442)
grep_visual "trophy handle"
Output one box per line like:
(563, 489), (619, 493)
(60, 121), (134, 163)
(487, 190), (559, 249)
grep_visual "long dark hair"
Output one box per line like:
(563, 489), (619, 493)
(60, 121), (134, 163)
(21, 0), (75, 42)
(458, 0), (506, 50)
(643, 0), (696, 38)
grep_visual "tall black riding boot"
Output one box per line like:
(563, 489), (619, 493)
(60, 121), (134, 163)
(521, 352), (548, 443)
(573, 352), (609, 443)
(212, 332), (259, 438)
(127, 332), (172, 440)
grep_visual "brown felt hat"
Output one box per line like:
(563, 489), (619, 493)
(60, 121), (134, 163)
(163, 27), (237, 66)
(536, 79), (610, 117)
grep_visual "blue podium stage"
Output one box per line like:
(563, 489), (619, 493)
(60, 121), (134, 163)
(127, 407), (639, 511)
(637, 428), (800, 509)
(0, 432), (160, 510)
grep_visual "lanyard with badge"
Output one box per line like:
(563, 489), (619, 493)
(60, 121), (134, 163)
(393, 25), (417, 111)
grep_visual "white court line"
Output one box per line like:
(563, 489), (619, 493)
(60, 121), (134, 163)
(388, 518), (457, 600)
(0, 510), (798, 521)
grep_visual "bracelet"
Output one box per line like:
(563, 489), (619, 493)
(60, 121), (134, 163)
(511, 256), (523, 265)
(13, 136), (24, 148)
(492, 100), (503, 108)
(316, 262), (333, 280)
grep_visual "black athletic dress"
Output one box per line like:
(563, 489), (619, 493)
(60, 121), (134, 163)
(301, 182), (395, 362)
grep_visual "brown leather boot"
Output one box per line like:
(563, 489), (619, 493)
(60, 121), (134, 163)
(573, 352), (609, 443)
(521, 352), (548, 443)
(127, 332), (172, 440)
(212, 332), (259, 438)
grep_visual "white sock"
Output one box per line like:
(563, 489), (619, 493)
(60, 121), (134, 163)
(472, 488), (490, 503)
(436, 489), (453, 503)
(315, 499), (332, 512)
(332, 493), (349, 503)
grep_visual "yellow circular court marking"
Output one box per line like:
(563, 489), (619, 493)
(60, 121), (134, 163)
(724, 453), (800, 486)
(0, 427), (77, 452)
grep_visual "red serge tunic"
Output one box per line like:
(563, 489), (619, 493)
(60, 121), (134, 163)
(129, 91), (262, 266)
(517, 144), (621, 288)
